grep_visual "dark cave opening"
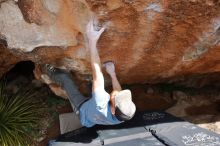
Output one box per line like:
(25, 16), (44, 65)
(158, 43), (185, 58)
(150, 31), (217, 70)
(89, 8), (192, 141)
(1, 61), (38, 92)
(4, 61), (35, 82)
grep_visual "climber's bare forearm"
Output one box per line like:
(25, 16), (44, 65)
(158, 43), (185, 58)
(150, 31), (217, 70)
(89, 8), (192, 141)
(89, 42), (101, 69)
(89, 42), (104, 91)
(109, 75), (121, 115)
(110, 73), (122, 91)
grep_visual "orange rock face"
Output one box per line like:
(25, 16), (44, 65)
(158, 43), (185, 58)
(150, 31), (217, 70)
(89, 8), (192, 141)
(0, 42), (21, 77)
(1, 0), (220, 88)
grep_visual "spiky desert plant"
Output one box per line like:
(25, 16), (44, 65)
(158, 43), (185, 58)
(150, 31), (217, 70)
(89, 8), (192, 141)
(0, 81), (41, 146)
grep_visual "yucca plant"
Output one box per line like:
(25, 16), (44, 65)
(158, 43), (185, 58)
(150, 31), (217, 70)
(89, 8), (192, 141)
(0, 81), (42, 146)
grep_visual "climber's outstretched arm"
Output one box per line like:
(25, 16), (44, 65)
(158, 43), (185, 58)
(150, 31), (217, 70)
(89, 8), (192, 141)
(86, 19), (106, 91)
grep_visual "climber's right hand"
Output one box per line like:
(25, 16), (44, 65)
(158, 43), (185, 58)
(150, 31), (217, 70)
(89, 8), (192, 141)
(86, 18), (105, 45)
(104, 61), (116, 77)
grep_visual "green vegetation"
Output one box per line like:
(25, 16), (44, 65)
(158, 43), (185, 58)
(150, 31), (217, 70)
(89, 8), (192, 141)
(45, 95), (69, 128)
(0, 81), (42, 146)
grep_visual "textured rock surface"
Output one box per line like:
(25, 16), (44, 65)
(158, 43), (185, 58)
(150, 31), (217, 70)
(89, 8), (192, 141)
(165, 88), (220, 134)
(1, 0), (220, 87)
(0, 42), (21, 77)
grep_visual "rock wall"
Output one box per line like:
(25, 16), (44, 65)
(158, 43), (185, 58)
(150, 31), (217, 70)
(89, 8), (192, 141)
(1, 0), (220, 87)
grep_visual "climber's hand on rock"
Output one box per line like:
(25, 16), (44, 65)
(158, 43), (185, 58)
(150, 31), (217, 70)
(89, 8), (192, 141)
(86, 18), (105, 45)
(104, 61), (116, 76)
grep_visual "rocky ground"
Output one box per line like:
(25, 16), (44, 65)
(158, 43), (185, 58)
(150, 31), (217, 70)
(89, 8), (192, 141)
(130, 84), (220, 134)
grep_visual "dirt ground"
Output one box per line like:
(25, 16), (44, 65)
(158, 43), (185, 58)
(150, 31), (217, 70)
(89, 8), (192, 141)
(38, 106), (73, 146)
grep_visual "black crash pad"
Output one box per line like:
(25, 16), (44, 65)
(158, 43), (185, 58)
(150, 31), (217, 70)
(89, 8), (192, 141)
(50, 111), (220, 146)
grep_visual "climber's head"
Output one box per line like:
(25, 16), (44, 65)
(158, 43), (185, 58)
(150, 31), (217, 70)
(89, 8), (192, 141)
(114, 90), (136, 121)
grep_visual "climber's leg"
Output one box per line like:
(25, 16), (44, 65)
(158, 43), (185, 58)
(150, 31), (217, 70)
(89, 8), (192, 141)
(43, 64), (88, 113)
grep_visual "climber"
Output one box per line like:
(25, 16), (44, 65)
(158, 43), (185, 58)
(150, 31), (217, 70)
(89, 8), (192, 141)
(43, 18), (136, 132)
